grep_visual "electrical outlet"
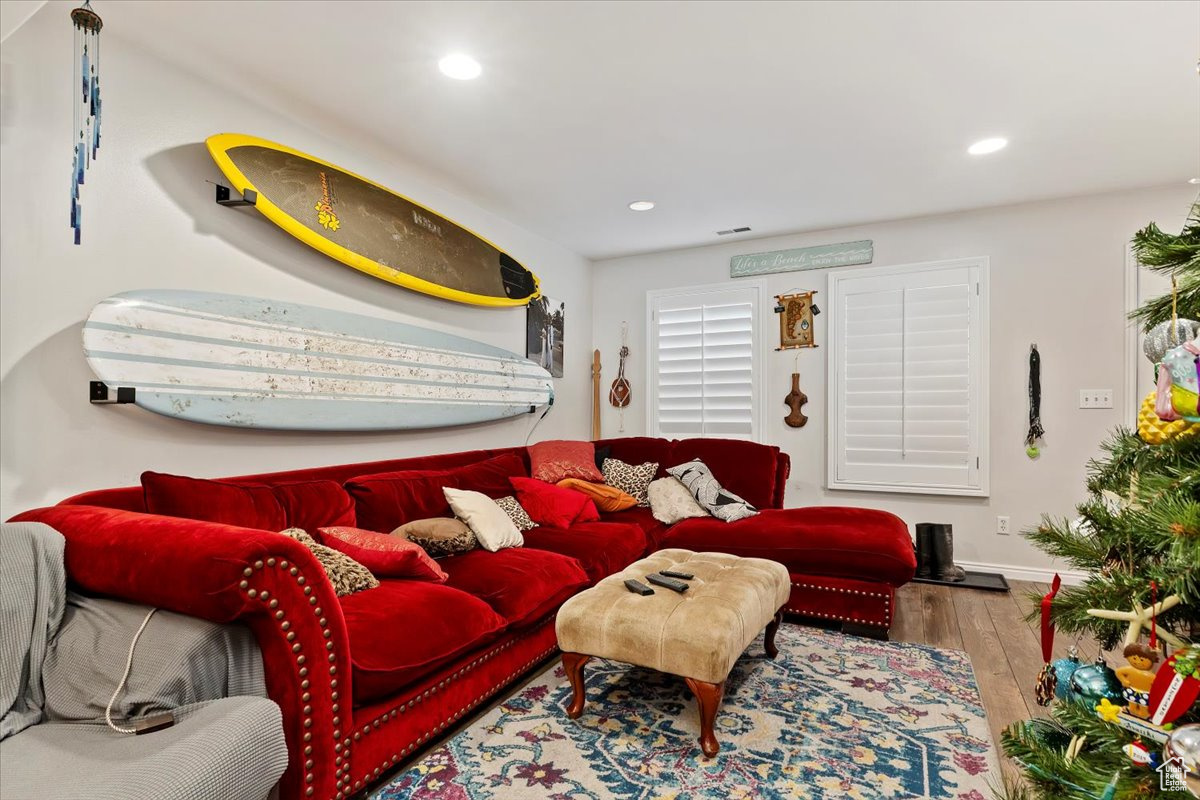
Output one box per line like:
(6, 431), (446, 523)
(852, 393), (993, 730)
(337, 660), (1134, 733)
(1079, 389), (1113, 409)
(996, 516), (1011, 535)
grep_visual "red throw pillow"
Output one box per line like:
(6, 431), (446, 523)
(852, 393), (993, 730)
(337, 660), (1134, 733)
(142, 471), (287, 530)
(143, 472), (357, 531)
(345, 453), (528, 532)
(528, 440), (605, 484)
(317, 527), (448, 583)
(273, 480), (357, 530)
(509, 477), (601, 528)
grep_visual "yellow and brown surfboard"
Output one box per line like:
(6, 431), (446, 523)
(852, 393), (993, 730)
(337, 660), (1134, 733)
(206, 134), (540, 307)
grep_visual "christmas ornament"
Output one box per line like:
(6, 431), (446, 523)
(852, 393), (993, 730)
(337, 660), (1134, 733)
(1115, 641), (1160, 720)
(1052, 648), (1083, 701)
(1086, 593), (1185, 648)
(1124, 739), (1160, 768)
(1068, 658), (1124, 705)
(1159, 339), (1200, 421)
(1095, 698), (1123, 723)
(1137, 390), (1196, 444)
(1144, 318), (1199, 365)
(1150, 645), (1200, 726)
(1025, 344), (1045, 459)
(1164, 724), (1200, 798)
(1034, 576), (1062, 705)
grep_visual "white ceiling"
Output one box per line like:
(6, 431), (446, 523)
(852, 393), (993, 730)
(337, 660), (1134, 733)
(102, 1), (1199, 259)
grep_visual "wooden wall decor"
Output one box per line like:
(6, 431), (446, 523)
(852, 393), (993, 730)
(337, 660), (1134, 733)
(591, 349), (602, 440)
(775, 291), (819, 350)
(784, 373), (808, 428)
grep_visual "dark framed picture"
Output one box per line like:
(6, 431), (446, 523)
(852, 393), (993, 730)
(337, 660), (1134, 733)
(527, 295), (565, 377)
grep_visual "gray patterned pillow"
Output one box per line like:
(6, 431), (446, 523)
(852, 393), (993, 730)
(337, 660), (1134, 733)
(665, 460), (758, 522)
(602, 458), (658, 507)
(494, 496), (537, 532)
(278, 528), (379, 596)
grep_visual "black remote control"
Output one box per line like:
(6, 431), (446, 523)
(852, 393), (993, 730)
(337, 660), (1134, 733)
(624, 579), (655, 596)
(659, 570), (694, 580)
(646, 573), (689, 592)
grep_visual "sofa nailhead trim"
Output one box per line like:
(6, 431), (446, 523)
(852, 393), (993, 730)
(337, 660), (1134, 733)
(239, 554), (343, 800)
(357, 638), (559, 791)
(786, 581), (893, 625)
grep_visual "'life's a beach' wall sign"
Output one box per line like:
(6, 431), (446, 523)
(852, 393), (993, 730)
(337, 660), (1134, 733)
(730, 240), (873, 278)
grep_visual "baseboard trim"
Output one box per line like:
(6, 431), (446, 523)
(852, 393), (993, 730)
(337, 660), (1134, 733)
(953, 560), (1088, 586)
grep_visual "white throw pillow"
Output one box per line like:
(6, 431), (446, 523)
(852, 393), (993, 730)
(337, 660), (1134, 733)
(443, 488), (523, 552)
(647, 477), (711, 525)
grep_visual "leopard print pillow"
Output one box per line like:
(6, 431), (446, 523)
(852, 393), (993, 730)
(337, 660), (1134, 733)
(279, 528), (379, 597)
(602, 458), (658, 507)
(393, 518), (478, 557)
(494, 495), (537, 531)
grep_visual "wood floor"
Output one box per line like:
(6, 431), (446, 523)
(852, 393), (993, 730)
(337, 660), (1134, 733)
(891, 579), (1115, 780)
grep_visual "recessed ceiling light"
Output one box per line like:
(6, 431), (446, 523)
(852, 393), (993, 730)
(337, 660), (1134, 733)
(438, 53), (482, 80)
(628, 200), (655, 212)
(967, 137), (1008, 155)
(1189, 177), (1200, 185)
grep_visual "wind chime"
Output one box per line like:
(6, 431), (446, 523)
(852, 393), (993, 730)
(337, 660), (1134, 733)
(70, 1), (103, 245)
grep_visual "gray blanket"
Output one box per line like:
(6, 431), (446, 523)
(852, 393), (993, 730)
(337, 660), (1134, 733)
(0, 522), (66, 739)
(44, 593), (266, 723)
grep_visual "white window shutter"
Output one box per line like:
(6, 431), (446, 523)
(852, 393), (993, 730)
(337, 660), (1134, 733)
(648, 284), (761, 440)
(829, 259), (988, 496)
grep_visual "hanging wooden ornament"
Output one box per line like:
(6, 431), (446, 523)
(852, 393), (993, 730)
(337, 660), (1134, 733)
(70, 1), (103, 245)
(784, 373), (808, 428)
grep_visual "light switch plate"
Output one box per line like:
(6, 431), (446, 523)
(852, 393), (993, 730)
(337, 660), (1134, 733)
(1079, 389), (1113, 409)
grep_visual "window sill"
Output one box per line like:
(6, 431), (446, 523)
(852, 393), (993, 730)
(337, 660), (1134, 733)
(826, 480), (990, 498)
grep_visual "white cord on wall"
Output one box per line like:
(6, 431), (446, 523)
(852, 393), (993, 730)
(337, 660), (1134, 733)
(104, 607), (158, 735)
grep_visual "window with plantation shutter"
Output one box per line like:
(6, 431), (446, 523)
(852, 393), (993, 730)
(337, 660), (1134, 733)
(827, 258), (989, 496)
(647, 283), (762, 440)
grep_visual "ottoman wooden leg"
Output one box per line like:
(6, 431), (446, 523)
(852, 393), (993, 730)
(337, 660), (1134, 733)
(684, 677), (725, 758)
(764, 610), (782, 659)
(561, 652), (591, 719)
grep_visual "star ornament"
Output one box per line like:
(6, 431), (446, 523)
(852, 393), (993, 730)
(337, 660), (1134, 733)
(1086, 595), (1185, 648)
(1095, 698), (1122, 723)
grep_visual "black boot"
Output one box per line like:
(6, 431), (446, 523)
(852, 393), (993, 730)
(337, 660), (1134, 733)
(932, 524), (966, 582)
(914, 523), (935, 579)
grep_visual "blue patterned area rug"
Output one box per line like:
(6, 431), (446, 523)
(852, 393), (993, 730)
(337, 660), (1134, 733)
(371, 625), (997, 799)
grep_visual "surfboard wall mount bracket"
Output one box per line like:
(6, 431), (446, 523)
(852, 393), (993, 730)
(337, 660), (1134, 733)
(90, 380), (135, 405)
(214, 184), (257, 207)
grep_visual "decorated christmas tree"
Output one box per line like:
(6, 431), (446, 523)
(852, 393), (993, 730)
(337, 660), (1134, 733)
(999, 204), (1200, 800)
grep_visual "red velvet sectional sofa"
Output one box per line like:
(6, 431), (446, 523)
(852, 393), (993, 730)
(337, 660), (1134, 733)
(10, 436), (914, 800)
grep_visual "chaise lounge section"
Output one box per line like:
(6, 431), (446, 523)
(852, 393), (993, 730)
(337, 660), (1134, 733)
(9, 436), (914, 800)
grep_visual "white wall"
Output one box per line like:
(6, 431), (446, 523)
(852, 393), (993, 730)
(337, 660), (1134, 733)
(0, 4), (592, 518)
(592, 185), (1195, 577)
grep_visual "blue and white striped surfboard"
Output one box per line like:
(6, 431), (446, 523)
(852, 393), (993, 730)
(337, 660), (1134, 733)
(83, 290), (554, 431)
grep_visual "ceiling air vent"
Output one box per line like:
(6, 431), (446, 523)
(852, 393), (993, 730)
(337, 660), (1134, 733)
(716, 227), (752, 236)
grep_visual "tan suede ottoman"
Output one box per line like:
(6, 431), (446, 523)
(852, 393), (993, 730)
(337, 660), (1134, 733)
(555, 548), (790, 757)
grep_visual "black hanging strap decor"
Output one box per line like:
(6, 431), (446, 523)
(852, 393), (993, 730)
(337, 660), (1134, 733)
(1025, 344), (1045, 458)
